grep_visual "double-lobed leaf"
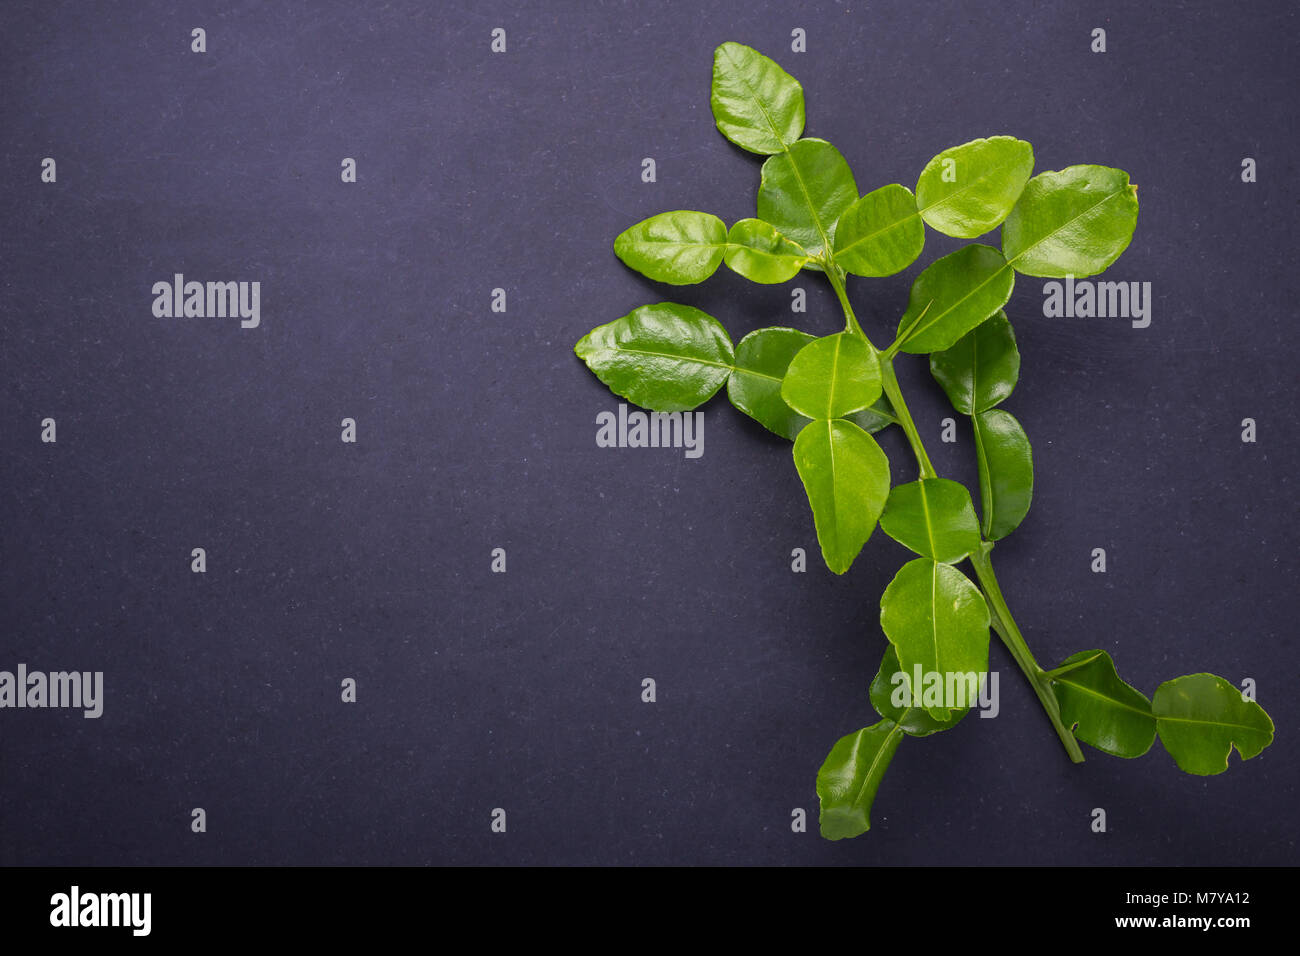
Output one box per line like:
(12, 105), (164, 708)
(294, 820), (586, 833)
(879, 478), (982, 564)
(929, 311), (1020, 414)
(833, 184), (925, 277)
(574, 302), (734, 411)
(1153, 674), (1274, 776)
(816, 721), (904, 839)
(916, 136), (1035, 238)
(758, 138), (858, 260)
(781, 333), (881, 420)
(1002, 165), (1140, 277)
(879, 557), (990, 719)
(1051, 650), (1156, 758)
(893, 244), (1014, 355)
(613, 210), (728, 285)
(972, 409), (1033, 540)
(793, 419), (890, 574)
(724, 219), (809, 283)
(870, 645), (968, 737)
(711, 41), (805, 155)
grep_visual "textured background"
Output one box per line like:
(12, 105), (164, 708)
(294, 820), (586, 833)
(1, 0), (1295, 865)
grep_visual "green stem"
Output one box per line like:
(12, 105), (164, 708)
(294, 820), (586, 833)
(824, 264), (867, 340)
(879, 360), (937, 480)
(969, 547), (1085, 764)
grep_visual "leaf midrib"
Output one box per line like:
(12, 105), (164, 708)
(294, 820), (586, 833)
(902, 261), (1011, 347)
(1005, 185), (1130, 266)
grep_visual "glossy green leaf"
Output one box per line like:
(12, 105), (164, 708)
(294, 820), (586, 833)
(832, 184), (925, 277)
(724, 219), (809, 283)
(1002, 165), (1140, 278)
(781, 333), (882, 420)
(710, 41), (805, 155)
(972, 409), (1033, 540)
(879, 558), (990, 719)
(727, 326), (814, 439)
(1153, 674), (1275, 776)
(574, 303), (734, 412)
(845, 396), (897, 434)
(879, 478), (982, 564)
(1051, 650), (1156, 759)
(893, 244), (1014, 355)
(916, 136), (1034, 238)
(612, 210), (728, 285)
(792, 418), (890, 575)
(929, 310), (1020, 414)
(757, 138), (858, 260)
(816, 721), (904, 839)
(870, 645), (968, 737)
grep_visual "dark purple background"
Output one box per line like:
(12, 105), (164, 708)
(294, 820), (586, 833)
(1, 1), (1295, 865)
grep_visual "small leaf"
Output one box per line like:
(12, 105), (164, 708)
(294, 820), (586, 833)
(894, 244), (1014, 355)
(781, 333), (882, 420)
(727, 326), (814, 439)
(792, 419), (890, 574)
(916, 136), (1035, 238)
(929, 311), (1020, 414)
(613, 211), (728, 284)
(711, 41), (805, 155)
(972, 409), (1033, 540)
(574, 303), (734, 412)
(879, 478), (982, 564)
(1153, 674), (1275, 776)
(816, 721), (904, 839)
(832, 184), (925, 277)
(757, 138), (858, 259)
(1001, 165), (1140, 278)
(724, 219), (809, 283)
(880, 558), (990, 720)
(870, 645), (968, 737)
(845, 395), (897, 434)
(1051, 650), (1156, 759)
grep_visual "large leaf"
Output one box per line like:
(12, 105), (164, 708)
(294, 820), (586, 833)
(929, 310), (1020, 414)
(870, 645), (968, 737)
(710, 41), (805, 155)
(972, 409), (1033, 540)
(727, 326), (813, 439)
(1001, 165), (1140, 278)
(1153, 674), (1275, 776)
(792, 419), (890, 574)
(893, 244), (1014, 355)
(879, 478), (982, 564)
(879, 558), (990, 719)
(613, 210), (728, 285)
(781, 332), (881, 420)
(574, 303), (734, 412)
(757, 138), (858, 259)
(916, 136), (1035, 238)
(1051, 650), (1156, 759)
(832, 184), (925, 277)
(724, 218), (809, 283)
(816, 721), (904, 839)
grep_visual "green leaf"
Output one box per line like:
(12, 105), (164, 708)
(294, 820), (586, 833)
(757, 138), (858, 260)
(870, 645), (968, 737)
(724, 218), (809, 283)
(792, 418), (890, 574)
(916, 136), (1035, 238)
(1153, 674), (1275, 776)
(574, 303), (734, 412)
(816, 721), (904, 839)
(879, 478), (982, 564)
(710, 41), (805, 155)
(1002, 165), (1140, 278)
(893, 244), (1014, 355)
(781, 332), (882, 420)
(929, 311), (1020, 414)
(832, 184), (925, 277)
(613, 210), (728, 285)
(1051, 650), (1156, 759)
(972, 409), (1033, 540)
(879, 557), (990, 719)
(845, 395), (897, 434)
(727, 326), (814, 439)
